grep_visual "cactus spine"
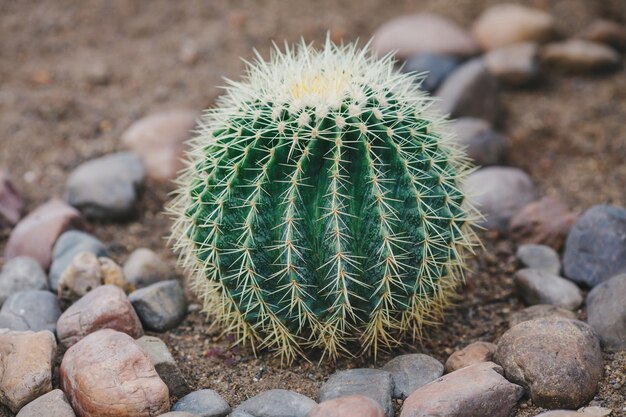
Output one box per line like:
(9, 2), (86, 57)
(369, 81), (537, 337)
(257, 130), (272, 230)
(169, 39), (478, 363)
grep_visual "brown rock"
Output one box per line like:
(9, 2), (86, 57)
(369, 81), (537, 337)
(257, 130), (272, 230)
(510, 196), (578, 250)
(541, 39), (621, 73)
(60, 329), (169, 417)
(399, 362), (524, 417)
(495, 318), (603, 409)
(57, 285), (143, 348)
(0, 330), (56, 413)
(444, 341), (497, 373)
(57, 252), (102, 305)
(4, 199), (82, 270)
(485, 42), (540, 86)
(580, 19), (626, 52)
(0, 171), (23, 227)
(508, 304), (577, 328)
(309, 395), (385, 417)
(99, 257), (131, 291)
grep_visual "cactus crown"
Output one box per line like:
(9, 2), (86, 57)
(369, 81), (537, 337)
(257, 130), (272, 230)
(169, 39), (478, 363)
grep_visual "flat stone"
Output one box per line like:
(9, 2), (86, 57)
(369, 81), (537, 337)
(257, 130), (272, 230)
(534, 407), (613, 417)
(0, 330), (56, 413)
(0, 290), (61, 332)
(444, 341), (497, 373)
(57, 252), (103, 306)
(137, 336), (191, 398)
(308, 395), (385, 417)
(472, 4), (555, 50)
(508, 304), (577, 328)
(450, 117), (508, 166)
(171, 390), (230, 417)
(60, 329), (169, 417)
(235, 389), (316, 417)
(402, 53), (460, 93)
(0, 257), (48, 305)
(318, 369), (393, 417)
(123, 248), (171, 289)
(0, 171), (23, 227)
(495, 318), (603, 409)
(372, 13), (479, 59)
(57, 285), (143, 348)
(4, 199), (82, 270)
(49, 230), (107, 291)
(510, 196), (578, 251)
(465, 167), (536, 231)
(129, 280), (187, 332)
(587, 273), (626, 350)
(399, 362), (523, 417)
(121, 110), (198, 181)
(563, 204), (626, 287)
(436, 58), (502, 125)
(382, 354), (443, 399)
(516, 244), (560, 275)
(580, 19), (626, 51)
(514, 268), (583, 310)
(64, 152), (145, 221)
(485, 42), (540, 86)
(541, 39), (621, 73)
(15, 389), (75, 417)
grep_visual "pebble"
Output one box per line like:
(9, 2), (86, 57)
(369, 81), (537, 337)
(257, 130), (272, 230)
(129, 280), (187, 332)
(121, 110), (197, 181)
(514, 268), (583, 310)
(57, 252), (103, 306)
(234, 389), (316, 417)
(399, 362), (523, 417)
(464, 167), (536, 231)
(0, 171), (23, 227)
(136, 335), (191, 398)
(485, 42), (540, 86)
(382, 354), (443, 399)
(4, 199), (82, 270)
(372, 13), (479, 59)
(510, 196), (578, 251)
(449, 117), (508, 166)
(0, 257), (48, 305)
(0, 290), (61, 333)
(436, 58), (502, 125)
(171, 390), (230, 417)
(472, 3), (555, 50)
(56, 285), (143, 348)
(563, 204), (626, 287)
(508, 304), (577, 328)
(444, 341), (497, 373)
(0, 330), (57, 413)
(64, 152), (145, 221)
(161, 413), (200, 417)
(99, 256), (130, 290)
(318, 369), (393, 417)
(534, 407), (613, 417)
(402, 53), (460, 93)
(516, 243), (561, 275)
(60, 329), (169, 417)
(586, 273), (626, 350)
(541, 39), (621, 73)
(495, 318), (603, 409)
(123, 247), (171, 289)
(49, 230), (107, 291)
(309, 395), (385, 417)
(15, 389), (76, 417)
(580, 19), (626, 52)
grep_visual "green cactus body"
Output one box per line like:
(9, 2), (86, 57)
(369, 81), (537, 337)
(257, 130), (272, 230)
(169, 40), (477, 362)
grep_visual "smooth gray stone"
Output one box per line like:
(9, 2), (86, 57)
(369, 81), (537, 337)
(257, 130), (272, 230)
(516, 244), (561, 275)
(16, 389), (75, 417)
(129, 280), (187, 332)
(587, 273), (626, 349)
(402, 53), (460, 93)
(0, 290), (61, 332)
(0, 257), (48, 305)
(382, 354), (444, 399)
(514, 268), (583, 310)
(49, 230), (107, 291)
(136, 335), (191, 397)
(234, 389), (316, 417)
(171, 389), (230, 417)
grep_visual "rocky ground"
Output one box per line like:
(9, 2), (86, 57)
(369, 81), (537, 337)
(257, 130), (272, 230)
(1, 1), (626, 417)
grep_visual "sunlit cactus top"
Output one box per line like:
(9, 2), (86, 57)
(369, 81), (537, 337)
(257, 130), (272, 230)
(169, 39), (478, 363)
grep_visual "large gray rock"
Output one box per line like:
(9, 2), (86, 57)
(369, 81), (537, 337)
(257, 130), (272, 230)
(0, 257), (48, 305)
(402, 53), (460, 93)
(137, 336), (191, 398)
(533, 407), (613, 417)
(382, 354), (443, 399)
(171, 390), (230, 417)
(49, 230), (107, 291)
(586, 273), (626, 350)
(0, 290), (61, 333)
(234, 389), (316, 417)
(450, 118), (508, 167)
(129, 280), (187, 332)
(514, 268), (583, 310)
(516, 244), (560, 275)
(15, 389), (75, 417)
(563, 205), (626, 287)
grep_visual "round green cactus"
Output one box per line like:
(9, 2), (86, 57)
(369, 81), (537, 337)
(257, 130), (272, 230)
(169, 40), (478, 362)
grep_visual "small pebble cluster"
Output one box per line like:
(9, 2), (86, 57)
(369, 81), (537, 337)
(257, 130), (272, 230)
(0, 3), (625, 417)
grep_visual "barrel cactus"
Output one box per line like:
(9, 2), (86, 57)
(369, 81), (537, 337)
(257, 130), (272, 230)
(169, 39), (478, 362)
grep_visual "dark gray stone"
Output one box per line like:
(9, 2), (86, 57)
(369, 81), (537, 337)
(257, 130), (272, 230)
(587, 273), (626, 350)
(234, 389), (316, 417)
(0, 257), (48, 305)
(136, 335), (191, 397)
(0, 290), (61, 333)
(516, 244), (560, 275)
(49, 230), (107, 291)
(563, 204), (626, 287)
(318, 369), (394, 417)
(450, 117), (508, 166)
(382, 354), (443, 399)
(171, 389), (230, 417)
(15, 389), (75, 417)
(64, 152), (145, 221)
(129, 280), (187, 332)
(402, 53), (460, 93)
(508, 304), (577, 328)
(514, 268), (583, 310)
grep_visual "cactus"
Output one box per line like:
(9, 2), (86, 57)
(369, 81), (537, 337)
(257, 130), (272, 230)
(168, 39), (478, 363)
